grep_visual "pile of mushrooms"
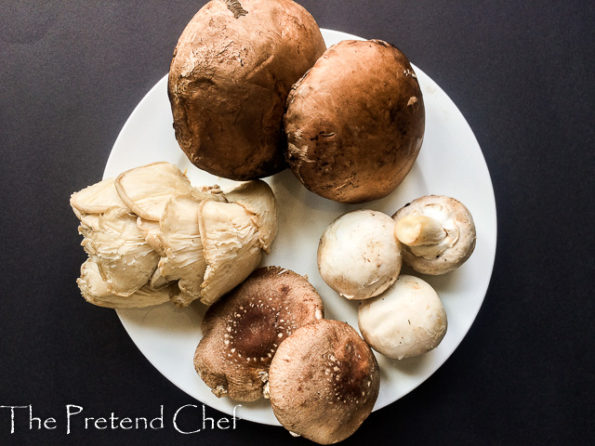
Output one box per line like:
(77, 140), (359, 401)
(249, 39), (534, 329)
(70, 162), (277, 308)
(318, 195), (476, 360)
(193, 267), (380, 445)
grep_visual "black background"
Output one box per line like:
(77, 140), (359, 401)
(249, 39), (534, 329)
(1, 1), (593, 444)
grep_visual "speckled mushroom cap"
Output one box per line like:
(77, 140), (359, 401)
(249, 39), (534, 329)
(193, 266), (324, 402)
(392, 195), (476, 275)
(269, 319), (379, 445)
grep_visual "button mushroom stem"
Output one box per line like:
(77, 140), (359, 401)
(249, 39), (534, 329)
(394, 214), (446, 247)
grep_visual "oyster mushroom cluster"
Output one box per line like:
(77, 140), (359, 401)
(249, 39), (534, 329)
(194, 267), (380, 445)
(70, 162), (277, 308)
(318, 195), (476, 360)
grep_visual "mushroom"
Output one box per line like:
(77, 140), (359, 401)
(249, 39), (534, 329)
(225, 180), (278, 252)
(70, 177), (127, 220)
(194, 267), (324, 402)
(392, 195), (476, 275)
(70, 164), (278, 308)
(358, 275), (447, 360)
(77, 260), (170, 308)
(198, 180), (278, 306)
(318, 210), (402, 300)
(268, 319), (379, 445)
(156, 194), (206, 306)
(198, 200), (263, 306)
(80, 208), (160, 297)
(168, 0), (326, 180)
(114, 162), (221, 221)
(284, 39), (425, 203)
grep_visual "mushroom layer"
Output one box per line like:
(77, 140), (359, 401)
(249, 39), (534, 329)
(358, 275), (447, 360)
(393, 195), (476, 275)
(194, 267), (324, 402)
(269, 319), (379, 445)
(168, 0), (326, 180)
(284, 39), (425, 203)
(318, 210), (402, 300)
(77, 260), (170, 308)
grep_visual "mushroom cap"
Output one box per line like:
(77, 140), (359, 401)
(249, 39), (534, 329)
(70, 178), (126, 219)
(225, 180), (278, 252)
(157, 194), (206, 306)
(284, 39), (425, 203)
(77, 260), (170, 309)
(197, 199), (264, 306)
(168, 0), (326, 180)
(358, 275), (447, 360)
(318, 210), (402, 300)
(269, 319), (379, 445)
(80, 208), (159, 297)
(392, 195), (476, 275)
(115, 162), (215, 221)
(194, 266), (324, 402)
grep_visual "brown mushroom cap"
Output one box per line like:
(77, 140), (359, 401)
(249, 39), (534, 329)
(284, 39), (425, 203)
(392, 195), (476, 275)
(269, 319), (379, 445)
(193, 266), (324, 402)
(168, 0), (326, 180)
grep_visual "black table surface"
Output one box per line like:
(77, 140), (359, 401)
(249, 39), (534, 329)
(1, 1), (593, 444)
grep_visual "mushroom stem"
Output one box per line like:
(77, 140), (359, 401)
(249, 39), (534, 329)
(394, 214), (446, 247)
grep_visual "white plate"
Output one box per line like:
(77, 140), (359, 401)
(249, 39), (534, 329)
(105, 29), (497, 425)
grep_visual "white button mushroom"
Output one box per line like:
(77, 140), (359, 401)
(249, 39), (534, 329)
(358, 275), (447, 360)
(317, 210), (402, 300)
(393, 195), (476, 275)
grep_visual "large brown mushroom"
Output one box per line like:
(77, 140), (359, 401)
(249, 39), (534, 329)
(168, 0), (326, 180)
(284, 39), (425, 203)
(193, 267), (324, 402)
(268, 319), (379, 445)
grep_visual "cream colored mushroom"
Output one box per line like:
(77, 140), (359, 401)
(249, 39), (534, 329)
(318, 210), (401, 300)
(114, 161), (220, 221)
(198, 200), (263, 306)
(70, 177), (127, 220)
(80, 208), (160, 297)
(225, 180), (278, 252)
(358, 275), (447, 360)
(157, 194), (205, 306)
(77, 260), (170, 308)
(197, 181), (278, 306)
(70, 164), (278, 308)
(393, 195), (476, 275)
